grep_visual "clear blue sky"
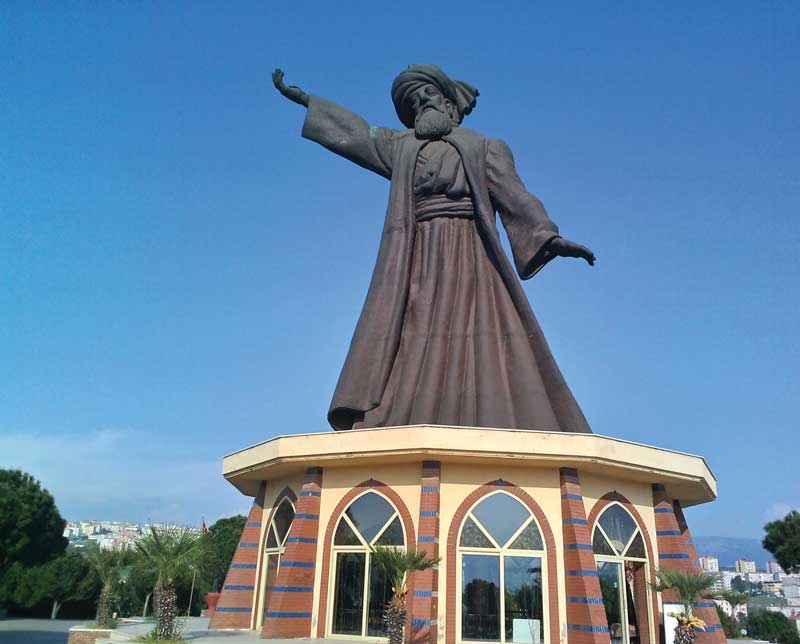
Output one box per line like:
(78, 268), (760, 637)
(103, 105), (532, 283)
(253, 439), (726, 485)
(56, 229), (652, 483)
(1, 2), (797, 536)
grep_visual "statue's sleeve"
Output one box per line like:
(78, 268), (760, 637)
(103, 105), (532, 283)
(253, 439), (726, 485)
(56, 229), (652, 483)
(486, 138), (560, 279)
(301, 95), (396, 179)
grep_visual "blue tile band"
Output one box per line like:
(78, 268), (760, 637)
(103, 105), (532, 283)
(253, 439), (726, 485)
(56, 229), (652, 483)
(281, 560), (315, 567)
(223, 585), (254, 591)
(567, 596), (604, 604)
(267, 611), (312, 619)
(563, 518), (588, 524)
(657, 530), (682, 536)
(659, 553), (690, 559)
(414, 590), (434, 597)
(273, 586), (313, 593)
(301, 490), (321, 497)
(565, 543), (593, 550)
(655, 508), (674, 513)
(412, 619), (436, 626)
(230, 563), (257, 569)
(217, 607), (251, 613)
(569, 624), (609, 633)
(422, 486), (439, 493)
(419, 536), (438, 543)
(246, 522), (262, 527)
(295, 513), (319, 520)
(420, 511), (438, 517)
(567, 570), (599, 576)
(239, 542), (258, 548)
(561, 493), (582, 501)
(287, 537), (317, 543)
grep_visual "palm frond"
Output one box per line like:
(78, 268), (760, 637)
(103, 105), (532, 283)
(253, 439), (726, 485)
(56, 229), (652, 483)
(135, 526), (206, 585)
(649, 568), (719, 616)
(370, 545), (439, 599)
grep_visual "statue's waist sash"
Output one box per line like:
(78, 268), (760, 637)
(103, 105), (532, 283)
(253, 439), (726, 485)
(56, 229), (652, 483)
(415, 193), (475, 221)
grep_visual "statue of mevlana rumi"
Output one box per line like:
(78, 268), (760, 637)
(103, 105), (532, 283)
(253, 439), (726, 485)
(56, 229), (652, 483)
(273, 64), (596, 434)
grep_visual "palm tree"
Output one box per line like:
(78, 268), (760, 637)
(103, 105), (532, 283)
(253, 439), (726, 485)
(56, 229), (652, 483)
(370, 545), (439, 644)
(85, 549), (120, 628)
(135, 527), (205, 641)
(650, 568), (719, 644)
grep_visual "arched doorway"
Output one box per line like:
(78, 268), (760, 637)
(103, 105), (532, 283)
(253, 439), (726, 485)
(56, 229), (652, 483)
(328, 491), (405, 638)
(457, 491), (548, 644)
(592, 503), (652, 644)
(256, 497), (295, 629)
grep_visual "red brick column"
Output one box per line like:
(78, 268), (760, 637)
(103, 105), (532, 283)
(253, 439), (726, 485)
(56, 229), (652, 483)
(652, 485), (723, 644)
(672, 496), (725, 644)
(410, 460), (440, 644)
(560, 468), (610, 644)
(262, 467), (323, 639)
(210, 482), (267, 629)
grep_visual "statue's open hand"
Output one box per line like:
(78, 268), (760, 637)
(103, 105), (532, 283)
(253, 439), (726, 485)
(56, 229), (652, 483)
(272, 69), (309, 107)
(548, 237), (596, 266)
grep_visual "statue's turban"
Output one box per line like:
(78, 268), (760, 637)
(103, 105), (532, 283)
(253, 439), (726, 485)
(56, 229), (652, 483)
(391, 64), (479, 129)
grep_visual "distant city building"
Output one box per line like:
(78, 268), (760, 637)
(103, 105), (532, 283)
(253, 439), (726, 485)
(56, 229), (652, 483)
(62, 519), (199, 551)
(785, 580), (800, 607)
(762, 580), (784, 594)
(767, 560), (785, 574)
(736, 559), (757, 574)
(700, 555), (720, 572)
(715, 598), (748, 620)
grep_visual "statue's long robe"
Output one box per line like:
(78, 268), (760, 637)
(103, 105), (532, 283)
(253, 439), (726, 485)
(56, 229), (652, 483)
(302, 96), (591, 433)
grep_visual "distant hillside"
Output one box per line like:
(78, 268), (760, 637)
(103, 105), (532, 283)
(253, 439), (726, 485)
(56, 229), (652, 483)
(694, 536), (773, 568)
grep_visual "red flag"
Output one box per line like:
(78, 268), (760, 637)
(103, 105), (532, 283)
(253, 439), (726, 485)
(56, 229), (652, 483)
(201, 517), (208, 534)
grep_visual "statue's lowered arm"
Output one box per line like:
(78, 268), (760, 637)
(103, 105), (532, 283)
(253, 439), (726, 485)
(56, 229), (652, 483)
(273, 69), (394, 179)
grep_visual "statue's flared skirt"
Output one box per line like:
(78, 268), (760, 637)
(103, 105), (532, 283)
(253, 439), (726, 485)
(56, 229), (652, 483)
(353, 215), (565, 432)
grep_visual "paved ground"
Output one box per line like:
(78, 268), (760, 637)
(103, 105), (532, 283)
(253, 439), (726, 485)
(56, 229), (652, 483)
(0, 618), (83, 644)
(0, 617), (368, 644)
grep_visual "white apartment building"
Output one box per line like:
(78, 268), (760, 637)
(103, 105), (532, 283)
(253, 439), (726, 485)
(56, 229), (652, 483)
(736, 559), (757, 573)
(766, 560), (785, 574)
(700, 555), (720, 572)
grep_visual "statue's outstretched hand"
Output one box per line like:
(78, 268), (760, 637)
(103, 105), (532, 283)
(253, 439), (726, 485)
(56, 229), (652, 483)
(548, 237), (596, 266)
(272, 69), (309, 107)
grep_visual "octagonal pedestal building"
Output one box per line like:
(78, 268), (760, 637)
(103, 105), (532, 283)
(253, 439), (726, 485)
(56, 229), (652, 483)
(210, 425), (724, 644)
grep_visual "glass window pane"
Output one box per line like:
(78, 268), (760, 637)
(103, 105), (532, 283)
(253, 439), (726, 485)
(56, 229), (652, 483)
(504, 556), (544, 644)
(367, 555), (393, 636)
(598, 561), (624, 644)
(461, 517), (493, 548)
(592, 528), (615, 556)
(273, 501), (295, 544)
(266, 526), (278, 549)
(375, 516), (404, 545)
(346, 493), (395, 544)
(598, 505), (636, 555)
(625, 562), (640, 644)
(462, 554), (500, 641)
(472, 494), (530, 548)
(627, 560), (649, 644)
(262, 554), (279, 620)
(509, 521), (543, 551)
(334, 518), (362, 546)
(332, 552), (366, 636)
(625, 532), (646, 559)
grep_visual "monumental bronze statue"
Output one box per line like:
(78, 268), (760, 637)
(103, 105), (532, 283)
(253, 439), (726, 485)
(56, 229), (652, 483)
(273, 64), (595, 434)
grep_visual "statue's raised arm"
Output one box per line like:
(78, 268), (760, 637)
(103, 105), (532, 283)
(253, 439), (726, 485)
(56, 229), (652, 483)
(272, 69), (309, 107)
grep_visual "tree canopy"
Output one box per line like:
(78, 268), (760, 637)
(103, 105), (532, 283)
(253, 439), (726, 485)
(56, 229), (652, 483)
(206, 515), (246, 591)
(764, 511), (800, 574)
(746, 610), (800, 644)
(0, 469), (67, 572)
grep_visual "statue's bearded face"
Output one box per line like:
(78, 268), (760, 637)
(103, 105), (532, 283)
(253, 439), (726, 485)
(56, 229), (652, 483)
(410, 84), (455, 140)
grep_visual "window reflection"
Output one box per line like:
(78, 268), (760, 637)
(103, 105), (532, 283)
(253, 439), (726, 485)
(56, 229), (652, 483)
(330, 492), (405, 638)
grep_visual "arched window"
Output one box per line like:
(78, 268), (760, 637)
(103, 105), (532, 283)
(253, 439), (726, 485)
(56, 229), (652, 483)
(592, 503), (651, 644)
(258, 497), (295, 628)
(458, 492), (547, 644)
(330, 491), (405, 638)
